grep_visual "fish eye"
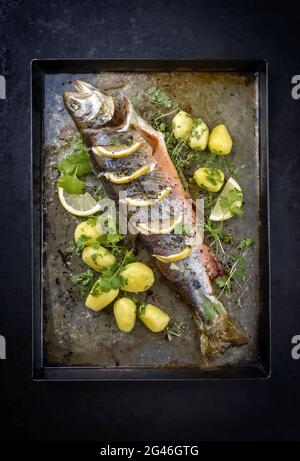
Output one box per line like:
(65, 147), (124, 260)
(70, 100), (80, 110)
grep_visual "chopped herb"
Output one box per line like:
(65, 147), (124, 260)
(66, 234), (90, 254)
(203, 298), (221, 322)
(165, 322), (185, 341)
(126, 135), (134, 146)
(204, 220), (233, 253)
(238, 237), (254, 250)
(130, 95), (137, 108)
(96, 232), (125, 256)
(111, 137), (122, 146)
(223, 158), (238, 178)
(204, 168), (223, 186)
(215, 275), (232, 296)
(71, 269), (96, 295)
(201, 152), (239, 179)
(145, 87), (173, 109)
(137, 302), (146, 319)
(91, 253), (99, 265)
(93, 186), (104, 201)
(231, 252), (247, 282)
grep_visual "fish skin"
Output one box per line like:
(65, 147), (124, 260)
(63, 81), (247, 359)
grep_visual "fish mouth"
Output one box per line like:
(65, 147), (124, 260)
(73, 80), (98, 94)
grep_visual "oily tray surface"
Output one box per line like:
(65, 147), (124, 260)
(41, 69), (261, 370)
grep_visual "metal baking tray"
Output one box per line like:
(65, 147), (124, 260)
(32, 59), (270, 381)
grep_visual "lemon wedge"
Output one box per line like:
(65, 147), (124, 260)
(104, 163), (155, 184)
(136, 213), (183, 235)
(123, 187), (171, 207)
(92, 141), (143, 158)
(58, 187), (101, 217)
(154, 246), (193, 263)
(209, 177), (243, 221)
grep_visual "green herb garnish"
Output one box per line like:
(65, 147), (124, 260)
(238, 237), (254, 250)
(57, 135), (91, 194)
(71, 269), (96, 295)
(96, 233), (125, 256)
(165, 322), (185, 341)
(111, 137), (122, 146)
(203, 298), (221, 322)
(204, 220), (233, 253)
(91, 249), (136, 296)
(58, 166), (85, 195)
(66, 234), (90, 254)
(219, 187), (244, 217)
(145, 87), (173, 109)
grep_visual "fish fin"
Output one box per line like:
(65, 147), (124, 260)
(195, 313), (247, 361)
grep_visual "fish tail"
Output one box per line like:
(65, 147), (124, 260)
(195, 312), (247, 361)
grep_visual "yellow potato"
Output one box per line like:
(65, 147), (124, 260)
(82, 245), (116, 272)
(114, 297), (137, 332)
(86, 283), (119, 312)
(208, 124), (233, 155)
(120, 262), (154, 292)
(188, 119), (209, 150)
(172, 111), (193, 140)
(74, 219), (102, 247)
(194, 167), (225, 193)
(139, 304), (170, 332)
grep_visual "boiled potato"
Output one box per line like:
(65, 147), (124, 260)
(82, 245), (116, 272)
(194, 167), (225, 193)
(139, 304), (170, 332)
(208, 124), (233, 155)
(188, 119), (209, 150)
(114, 297), (137, 332)
(86, 283), (119, 312)
(74, 219), (102, 247)
(172, 111), (193, 140)
(120, 262), (154, 292)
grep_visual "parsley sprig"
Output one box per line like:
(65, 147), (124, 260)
(71, 269), (96, 295)
(215, 237), (254, 298)
(58, 134), (91, 194)
(145, 87), (173, 109)
(66, 234), (90, 255)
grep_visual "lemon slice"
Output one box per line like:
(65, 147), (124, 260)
(209, 177), (243, 221)
(92, 141), (143, 158)
(136, 213), (183, 235)
(123, 187), (171, 207)
(58, 187), (101, 217)
(154, 246), (193, 263)
(104, 163), (155, 184)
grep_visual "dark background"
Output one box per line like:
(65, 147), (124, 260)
(0, 0), (299, 441)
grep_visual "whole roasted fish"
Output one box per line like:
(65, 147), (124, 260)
(63, 80), (246, 359)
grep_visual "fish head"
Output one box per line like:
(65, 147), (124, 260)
(63, 80), (115, 128)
